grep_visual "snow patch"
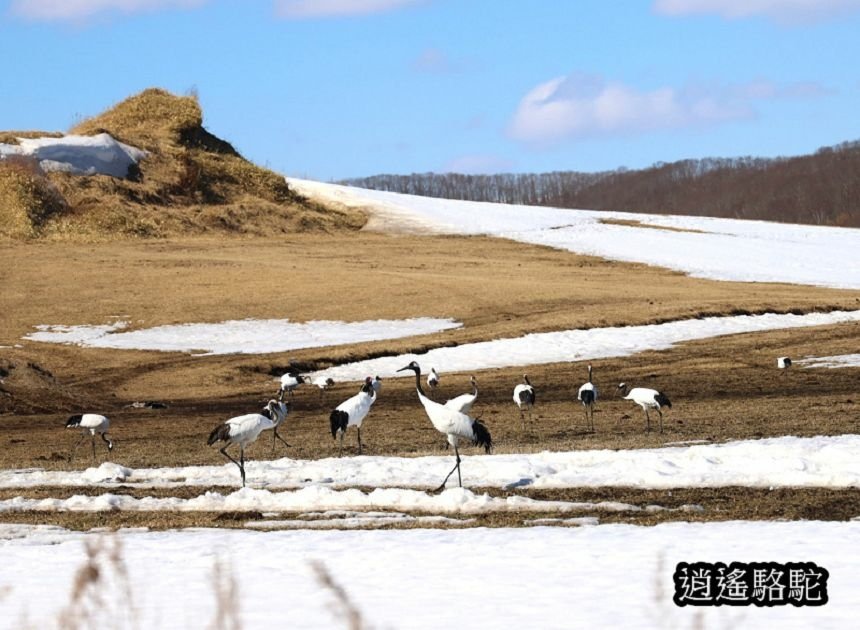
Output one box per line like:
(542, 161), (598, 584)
(0, 133), (146, 177)
(24, 317), (462, 355)
(797, 353), (860, 369)
(311, 310), (860, 381)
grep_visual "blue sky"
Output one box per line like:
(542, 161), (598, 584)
(2, 0), (859, 181)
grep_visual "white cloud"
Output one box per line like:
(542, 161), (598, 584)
(507, 74), (829, 145)
(10, 0), (207, 21)
(275, 0), (425, 19)
(653, 0), (860, 22)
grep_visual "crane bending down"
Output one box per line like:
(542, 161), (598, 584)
(207, 400), (278, 487)
(617, 383), (672, 433)
(397, 361), (491, 491)
(66, 414), (113, 462)
(427, 367), (440, 392)
(330, 377), (377, 454)
(577, 364), (598, 432)
(266, 399), (291, 456)
(513, 375), (536, 430)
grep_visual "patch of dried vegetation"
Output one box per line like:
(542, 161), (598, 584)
(0, 88), (365, 240)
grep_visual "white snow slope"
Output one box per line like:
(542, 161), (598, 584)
(0, 521), (857, 629)
(0, 133), (146, 177)
(288, 178), (860, 290)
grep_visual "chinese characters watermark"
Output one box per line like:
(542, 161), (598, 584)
(674, 562), (828, 607)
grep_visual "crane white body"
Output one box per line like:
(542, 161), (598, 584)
(65, 413), (113, 462)
(617, 383), (672, 433)
(330, 378), (377, 454)
(398, 362), (491, 491)
(444, 376), (478, 414)
(278, 372), (305, 399)
(208, 401), (278, 486)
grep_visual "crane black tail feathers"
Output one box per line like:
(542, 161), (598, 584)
(207, 423), (231, 446)
(330, 410), (348, 439)
(655, 392), (672, 409)
(472, 419), (492, 453)
(580, 390), (595, 406)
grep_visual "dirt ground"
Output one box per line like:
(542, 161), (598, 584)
(1, 233), (858, 528)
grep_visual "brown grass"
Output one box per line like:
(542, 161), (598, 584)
(0, 88), (365, 240)
(599, 218), (708, 234)
(1, 232), (858, 527)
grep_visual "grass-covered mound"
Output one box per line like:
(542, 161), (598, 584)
(0, 88), (365, 239)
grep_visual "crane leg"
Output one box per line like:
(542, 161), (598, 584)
(219, 445), (245, 487)
(435, 447), (462, 492)
(520, 408), (525, 431)
(272, 427), (291, 456)
(357, 427), (362, 455)
(91, 435), (97, 461)
(645, 409), (651, 431)
(658, 409), (664, 434)
(69, 431), (88, 463)
(240, 447), (246, 487)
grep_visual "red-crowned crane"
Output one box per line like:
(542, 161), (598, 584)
(513, 374), (536, 430)
(577, 364), (598, 432)
(207, 400), (279, 487)
(397, 361), (491, 491)
(266, 399), (291, 456)
(427, 367), (440, 392)
(617, 383), (671, 433)
(65, 414), (113, 462)
(444, 375), (478, 414)
(277, 372), (306, 400)
(330, 377), (378, 454)
(312, 376), (336, 402)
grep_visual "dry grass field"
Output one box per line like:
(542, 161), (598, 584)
(1, 230), (859, 529)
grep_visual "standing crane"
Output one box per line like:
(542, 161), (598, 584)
(330, 377), (378, 454)
(207, 401), (279, 487)
(513, 374), (536, 430)
(277, 372), (306, 400)
(397, 361), (491, 491)
(577, 364), (598, 432)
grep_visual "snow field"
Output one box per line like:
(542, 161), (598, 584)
(1, 521), (859, 629)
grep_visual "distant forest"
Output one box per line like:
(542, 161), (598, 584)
(340, 140), (860, 227)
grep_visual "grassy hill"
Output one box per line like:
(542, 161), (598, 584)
(0, 88), (365, 239)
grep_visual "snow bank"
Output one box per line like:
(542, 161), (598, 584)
(311, 310), (860, 381)
(2, 435), (858, 491)
(288, 178), (860, 290)
(0, 486), (649, 515)
(1, 521), (859, 629)
(0, 133), (146, 177)
(24, 317), (461, 355)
